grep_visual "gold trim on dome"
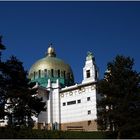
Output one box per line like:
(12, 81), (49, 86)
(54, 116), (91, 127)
(29, 57), (72, 74)
(28, 46), (74, 82)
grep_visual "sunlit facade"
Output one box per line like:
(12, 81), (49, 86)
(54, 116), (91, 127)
(29, 45), (99, 131)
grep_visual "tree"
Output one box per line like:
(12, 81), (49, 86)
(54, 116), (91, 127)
(97, 55), (140, 138)
(0, 35), (6, 61)
(0, 36), (6, 50)
(0, 35), (6, 119)
(2, 56), (46, 128)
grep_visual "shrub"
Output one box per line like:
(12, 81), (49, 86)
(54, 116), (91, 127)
(0, 128), (116, 139)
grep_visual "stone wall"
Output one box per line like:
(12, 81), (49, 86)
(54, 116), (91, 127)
(61, 120), (97, 131)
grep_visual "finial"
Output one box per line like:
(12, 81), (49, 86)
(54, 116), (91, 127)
(86, 51), (95, 61)
(48, 43), (53, 48)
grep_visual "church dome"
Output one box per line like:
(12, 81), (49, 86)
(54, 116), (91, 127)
(28, 45), (74, 87)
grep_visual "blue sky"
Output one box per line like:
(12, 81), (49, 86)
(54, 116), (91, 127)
(0, 1), (140, 83)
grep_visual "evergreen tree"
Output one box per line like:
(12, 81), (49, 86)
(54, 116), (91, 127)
(0, 36), (6, 51)
(2, 56), (46, 128)
(0, 36), (45, 128)
(0, 35), (6, 62)
(97, 55), (140, 138)
(0, 35), (6, 119)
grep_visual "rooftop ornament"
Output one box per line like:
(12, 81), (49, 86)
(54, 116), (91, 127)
(86, 51), (94, 61)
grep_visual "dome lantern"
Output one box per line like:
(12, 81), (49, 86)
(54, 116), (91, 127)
(46, 43), (56, 57)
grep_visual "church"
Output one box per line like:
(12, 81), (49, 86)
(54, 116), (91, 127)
(28, 45), (99, 131)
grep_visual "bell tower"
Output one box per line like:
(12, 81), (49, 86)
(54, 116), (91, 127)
(82, 51), (98, 84)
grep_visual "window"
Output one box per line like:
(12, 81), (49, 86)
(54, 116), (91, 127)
(86, 70), (90, 78)
(34, 71), (36, 79)
(88, 110), (91, 115)
(58, 70), (60, 77)
(63, 102), (66, 106)
(87, 97), (90, 101)
(88, 120), (91, 125)
(77, 100), (81, 103)
(67, 100), (76, 105)
(38, 70), (41, 78)
(51, 69), (54, 77)
(64, 71), (66, 78)
(95, 69), (98, 79)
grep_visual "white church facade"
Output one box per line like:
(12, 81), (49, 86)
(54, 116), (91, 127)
(28, 45), (99, 131)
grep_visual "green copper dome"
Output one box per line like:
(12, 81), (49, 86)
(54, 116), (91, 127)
(28, 45), (74, 87)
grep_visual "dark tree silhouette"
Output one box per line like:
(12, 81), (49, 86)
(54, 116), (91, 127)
(0, 35), (6, 61)
(2, 56), (46, 128)
(97, 55), (140, 138)
(0, 35), (6, 120)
